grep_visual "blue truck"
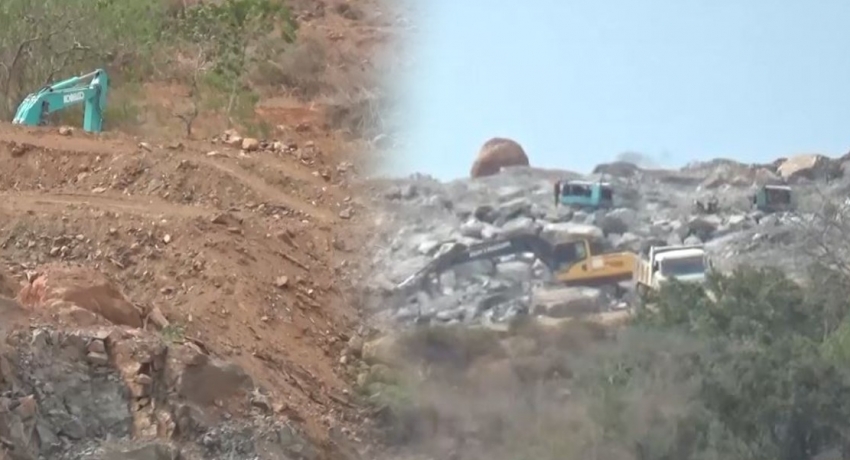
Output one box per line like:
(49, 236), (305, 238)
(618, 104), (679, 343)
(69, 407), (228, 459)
(555, 180), (614, 210)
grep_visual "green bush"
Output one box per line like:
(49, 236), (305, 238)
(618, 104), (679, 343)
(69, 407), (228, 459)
(372, 266), (850, 460)
(0, 0), (296, 129)
(590, 267), (850, 460)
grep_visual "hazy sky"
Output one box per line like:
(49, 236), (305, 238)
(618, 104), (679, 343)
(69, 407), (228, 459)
(384, 0), (850, 181)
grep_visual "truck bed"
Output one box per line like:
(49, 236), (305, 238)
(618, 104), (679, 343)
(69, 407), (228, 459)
(634, 257), (653, 287)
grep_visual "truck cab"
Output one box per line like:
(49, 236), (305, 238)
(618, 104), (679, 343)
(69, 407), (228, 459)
(752, 185), (793, 213)
(635, 244), (710, 294)
(557, 180), (614, 210)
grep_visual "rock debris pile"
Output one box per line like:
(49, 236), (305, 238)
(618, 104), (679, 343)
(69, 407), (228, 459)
(0, 323), (318, 460)
(0, 264), (319, 460)
(365, 153), (850, 328)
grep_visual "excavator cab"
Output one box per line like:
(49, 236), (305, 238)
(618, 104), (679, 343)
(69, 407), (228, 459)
(549, 238), (635, 287)
(13, 69), (109, 133)
(753, 185), (793, 213)
(558, 180), (614, 210)
(550, 238), (597, 270)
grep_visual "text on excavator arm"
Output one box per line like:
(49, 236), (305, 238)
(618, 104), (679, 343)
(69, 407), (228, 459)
(13, 69), (109, 133)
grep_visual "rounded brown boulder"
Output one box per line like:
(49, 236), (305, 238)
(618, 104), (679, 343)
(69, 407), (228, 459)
(470, 137), (529, 178)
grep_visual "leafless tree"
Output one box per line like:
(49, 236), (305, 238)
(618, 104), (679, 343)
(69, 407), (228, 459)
(175, 48), (209, 138)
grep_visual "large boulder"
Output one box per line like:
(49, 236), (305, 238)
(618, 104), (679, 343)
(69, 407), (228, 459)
(470, 137), (530, 178)
(531, 286), (603, 318)
(777, 154), (836, 181)
(17, 263), (143, 328)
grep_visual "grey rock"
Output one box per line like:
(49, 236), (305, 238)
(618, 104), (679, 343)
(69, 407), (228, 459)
(683, 216), (721, 241)
(400, 184), (418, 199)
(683, 235), (703, 245)
(496, 261), (534, 284)
(500, 216), (540, 236)
(496, 186), (526, 202)
(459, 219), (485, 238)
(541, 222), (604, 242)
(367, 161), (845, 329)
(494, 198), (533, 225)
(545, 207), (574, 222)
(417, 240), (441, 255)
(95, 442), (179, 460)
(598, 213), (629, 236)
(473, 205), (497, 223)
(611, 232), (642, 251)
(532, 287), (603, 318)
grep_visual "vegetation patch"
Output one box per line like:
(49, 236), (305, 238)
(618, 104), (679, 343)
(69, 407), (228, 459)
(0, 0), (383, 137)
(363, 262), (850, 460)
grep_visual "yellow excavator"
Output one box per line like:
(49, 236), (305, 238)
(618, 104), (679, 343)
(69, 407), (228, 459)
(395, 232), (637, 294)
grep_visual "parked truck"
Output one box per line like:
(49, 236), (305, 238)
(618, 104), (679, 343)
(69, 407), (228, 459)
(555, 180), (615, 210)
(752, 185), (793, 213)
(634, 244), (710, 296)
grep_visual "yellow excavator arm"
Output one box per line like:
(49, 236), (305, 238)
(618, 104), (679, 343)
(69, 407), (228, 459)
(394, 232), (640, 296)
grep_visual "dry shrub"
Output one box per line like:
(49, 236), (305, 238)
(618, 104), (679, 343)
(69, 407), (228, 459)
(334, 2), (364, 20)
(510, 316), (610, 350)
(323, 90), (387, 139)
(252, 33), (329, 99)
(400, 325), (505, 374)
(366, 320), (618, 458)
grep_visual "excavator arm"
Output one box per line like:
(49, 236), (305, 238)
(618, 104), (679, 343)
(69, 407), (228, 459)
(395, 233), (558, 293)
(13, 69), (109, 133)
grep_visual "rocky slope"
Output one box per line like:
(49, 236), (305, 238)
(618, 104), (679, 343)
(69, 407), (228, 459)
(0, 322), (320, 460)
(0, 121), (377, 459)
(0, 0), (407, 457)
(362, 153), (850, 330)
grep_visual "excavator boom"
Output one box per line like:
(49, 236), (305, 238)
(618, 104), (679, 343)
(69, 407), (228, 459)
(13, 69), (109, 133)
(396, 234), (556, 293)
(395, 232), (638, 295)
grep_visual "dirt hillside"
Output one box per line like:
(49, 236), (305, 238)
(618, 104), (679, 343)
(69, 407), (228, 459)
(0, 0), (402, 457)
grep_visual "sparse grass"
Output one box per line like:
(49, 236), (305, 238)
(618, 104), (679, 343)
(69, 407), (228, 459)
(364, 266), (850, 460)
(399, 324), (505, 372)
(357, 320), (614, 455)
(323, 90), (389, 140)
(252, 33), (330, 100)
(0, 0), (390, 140)
(51, 81), (147, 133)
(160, 323), (186, 344)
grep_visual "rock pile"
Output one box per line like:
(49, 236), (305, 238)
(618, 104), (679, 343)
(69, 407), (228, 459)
(0, 323), (317, 460)
(365, 153), (850, 329)
(0, 265), (318, 460)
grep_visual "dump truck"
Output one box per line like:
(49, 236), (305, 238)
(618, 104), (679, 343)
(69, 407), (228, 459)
(555, 180), (614, 210)
(752, 185), (793, 213)
(634, 244), (710, 296)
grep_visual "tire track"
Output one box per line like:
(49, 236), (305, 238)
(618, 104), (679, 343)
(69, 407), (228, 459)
(193, 156), (336, 223)
(0, 191), (211, 218)
(1, 127), (337, 223)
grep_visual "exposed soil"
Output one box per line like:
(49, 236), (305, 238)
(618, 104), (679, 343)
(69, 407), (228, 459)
(0, 0), (405, 456)
(0, 120), (372, 445)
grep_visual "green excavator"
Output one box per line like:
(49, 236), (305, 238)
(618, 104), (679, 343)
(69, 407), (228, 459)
(13, 69), (109, 133)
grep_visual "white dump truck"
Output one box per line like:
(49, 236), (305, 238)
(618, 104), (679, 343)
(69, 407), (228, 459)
(634, 244), (711, 295)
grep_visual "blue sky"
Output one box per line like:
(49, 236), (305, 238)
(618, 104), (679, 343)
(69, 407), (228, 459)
(382, 0), (850, 181)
